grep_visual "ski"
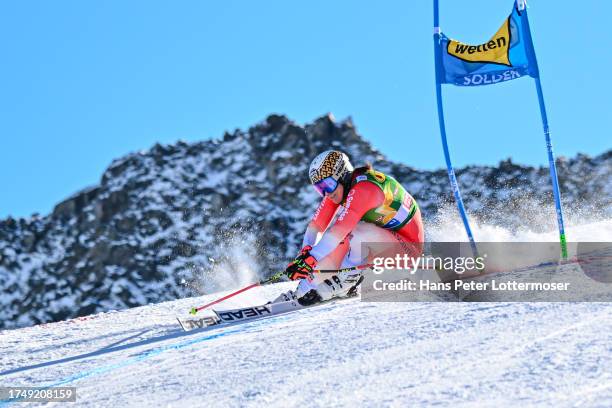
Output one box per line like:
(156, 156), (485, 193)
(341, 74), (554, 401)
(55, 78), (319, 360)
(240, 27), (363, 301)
(176, 299), (304, 332)
(176, 294), (358, 332)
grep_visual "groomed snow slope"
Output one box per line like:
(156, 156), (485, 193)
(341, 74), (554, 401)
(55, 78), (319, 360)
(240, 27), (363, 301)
(1, 280), (611, 407)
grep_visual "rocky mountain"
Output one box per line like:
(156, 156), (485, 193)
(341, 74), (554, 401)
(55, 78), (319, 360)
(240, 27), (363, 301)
(1, 113), (610, 329)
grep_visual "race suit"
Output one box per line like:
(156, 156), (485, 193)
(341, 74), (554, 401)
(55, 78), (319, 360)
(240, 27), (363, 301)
(302, 167), (424, 270)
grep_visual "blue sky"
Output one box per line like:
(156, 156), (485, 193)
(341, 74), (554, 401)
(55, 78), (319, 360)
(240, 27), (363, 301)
(1, 0), (610, 218)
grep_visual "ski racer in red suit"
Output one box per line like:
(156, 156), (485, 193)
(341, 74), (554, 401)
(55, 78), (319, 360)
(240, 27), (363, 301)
(277, 150), (424, 306)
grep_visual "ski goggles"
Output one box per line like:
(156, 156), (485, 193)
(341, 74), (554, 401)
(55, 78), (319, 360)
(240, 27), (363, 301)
(313, 176), (339, 197)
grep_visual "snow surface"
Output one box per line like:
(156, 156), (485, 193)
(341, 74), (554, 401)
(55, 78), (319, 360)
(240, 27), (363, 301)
(2, 220), (611, 407)
(1, 281), (611, 407)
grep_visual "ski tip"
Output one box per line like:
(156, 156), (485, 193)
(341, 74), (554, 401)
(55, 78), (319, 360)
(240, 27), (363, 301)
(176, 317), (187, 331)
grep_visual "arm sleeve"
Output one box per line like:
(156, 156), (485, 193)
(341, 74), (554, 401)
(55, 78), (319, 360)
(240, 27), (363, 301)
(302, 224), (320, 248)
(310, 182), (384, 261)
(302, 196), (339, 247)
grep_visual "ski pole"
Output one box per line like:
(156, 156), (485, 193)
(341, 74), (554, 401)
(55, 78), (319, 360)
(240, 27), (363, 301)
(188, 264), (373, 315)
(313, 263), (374, 274)
(189, 271), (285, 315)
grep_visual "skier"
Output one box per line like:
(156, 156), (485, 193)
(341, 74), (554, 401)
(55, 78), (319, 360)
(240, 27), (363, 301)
(278, 150), (424, 305)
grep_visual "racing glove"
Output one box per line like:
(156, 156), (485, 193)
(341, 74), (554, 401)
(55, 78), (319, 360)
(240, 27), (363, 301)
(285, 245), (317, 280)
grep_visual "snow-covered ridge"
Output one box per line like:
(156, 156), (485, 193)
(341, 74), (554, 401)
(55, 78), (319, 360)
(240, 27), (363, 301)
(0, 113), (610, 329)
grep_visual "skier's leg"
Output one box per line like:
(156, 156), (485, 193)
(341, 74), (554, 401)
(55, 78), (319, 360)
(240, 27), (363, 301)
(272, 238), (350, 306)
(279, 219), (421, 305)
(315, 236), (350, 270)
(341, 221), (406, 267)
(322, 221), (425, 300)
(312, 222), (395, 302)
(287, 237), (355, 305)
(287, 220), (424, 305)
